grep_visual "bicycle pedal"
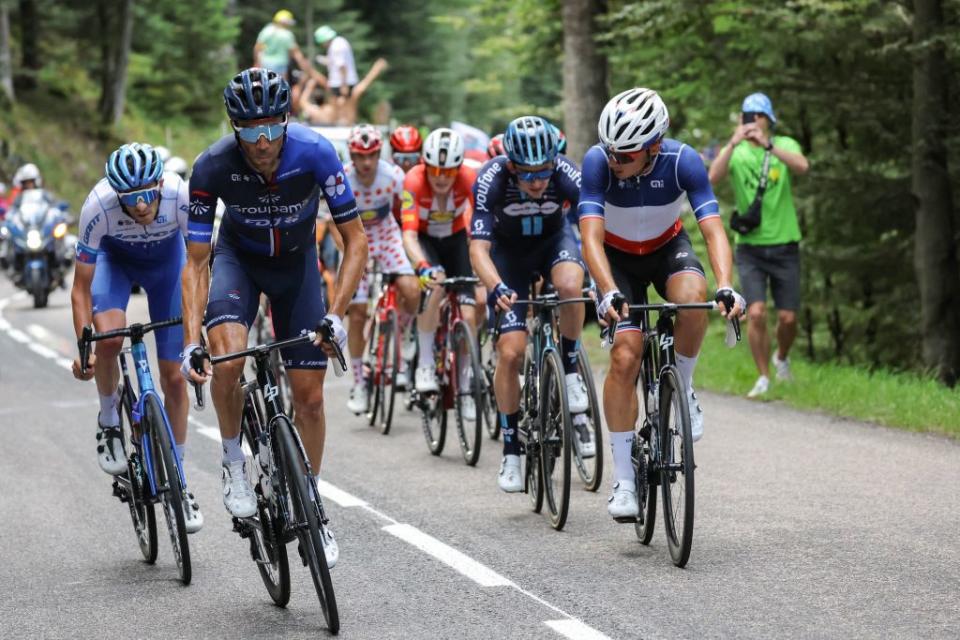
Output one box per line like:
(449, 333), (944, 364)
(613, 515), (639, 524)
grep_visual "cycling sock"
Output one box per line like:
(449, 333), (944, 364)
(609, 430), (636, 485)
(221, 433), (244, 464)
(560, 336), (579, 375)
(98, 391), (120, 427)
(500, 411), (521, 456)
(351, 357), (364, 387)
(175, 442), (185, 463)
(675, 353), (698, 391)
(417, 330), (435, 368)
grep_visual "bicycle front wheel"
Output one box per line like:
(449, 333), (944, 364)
(145, 395), (191, 584)
(539, 350), (572, 531)
(377, 310), (400, 435)
(658, 365), (695, 568)
(479, 330), (500, 440)
(119, 384), (156, 563)
(452, 321), (483, 466)
(275, 418), (339, 632)
(573, 345), (603, 491)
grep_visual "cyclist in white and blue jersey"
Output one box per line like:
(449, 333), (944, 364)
(70, 143), (202, 532)
(579, 88), (745, 521)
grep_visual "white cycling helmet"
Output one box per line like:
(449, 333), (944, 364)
(154, 146), (172, 162)
(422, 128), (464, 169)
(598, 88), (670, 153)
(13, 163), (42, 188)
(165, 156), (189, 179)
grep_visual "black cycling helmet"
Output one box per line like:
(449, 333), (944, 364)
(223, 67), (291, 121)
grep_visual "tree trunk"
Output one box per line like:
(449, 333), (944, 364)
(304, 0), (315, 63)
(17, 0), (37, 89)
(0, 1), (14, 103)
(561, 0), (607, 163)
(911, 0), (960, 386)
(99, 0), (134, 126)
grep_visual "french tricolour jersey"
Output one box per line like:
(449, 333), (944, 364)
(76, 172), (189, 264)
(345, 159), (404, 227)
(578, 139), (720, 255)
(187, 123), (358, 257)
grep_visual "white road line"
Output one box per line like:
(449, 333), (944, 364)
(316, 479), (368, 508)
(383, 523), (515, 588)
(545, 619), (615, 640)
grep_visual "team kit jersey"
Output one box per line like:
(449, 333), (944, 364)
(76, 172), (189, 360)
(472, 155), (584, 333)
(346, 158), (414, 303)
(189, 124), (359, 368)
(400, 164), (476, 238)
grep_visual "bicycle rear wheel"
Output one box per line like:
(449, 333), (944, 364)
(119, 383), (156, 563)
(572, 345), (603, 491)
(539, 350), (572, 531)
(366, 318), (380, 427)
(633, 434), (657, 544)
(658, 366), (695, 567)
(145, 395), (191, 584)
(452, 321), (483, 466)
(275, 418), (339, 632)
(377, 310), (400, 435)
(420, 391), (447, 455)
(479, 331), (499, 440)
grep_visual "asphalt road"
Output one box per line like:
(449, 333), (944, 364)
(0, 277), (957, 639)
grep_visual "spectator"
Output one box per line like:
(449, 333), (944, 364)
(314, 26), (358, 104)
(254, 10), (326, 110)
(299, 57), (387, 127)
(708, 92), (810, 398)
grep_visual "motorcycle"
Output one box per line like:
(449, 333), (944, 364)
(0, 189), (73, 308)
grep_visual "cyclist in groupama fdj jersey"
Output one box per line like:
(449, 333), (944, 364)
(70, 143), (203, 532)
(469, 116), (591, 492)
(181, 68), (368, 567)
(579, 88), (745, 521)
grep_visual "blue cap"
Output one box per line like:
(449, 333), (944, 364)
(741, 93), (776, 124)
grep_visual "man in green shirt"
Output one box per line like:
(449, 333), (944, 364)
(709, 93), (809, 398)
(253, 10), (325, 111)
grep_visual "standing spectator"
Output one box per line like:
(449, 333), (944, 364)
(314, 26), (358, 103)
(254, 10), (325, 110)
(709, 92), (810, 398)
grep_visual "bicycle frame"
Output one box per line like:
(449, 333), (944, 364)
(434, 278), (477, 410)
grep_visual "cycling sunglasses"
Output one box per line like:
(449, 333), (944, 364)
(232, 117), (288, 143)
(516, 165), (554, 182)
(603, 146), (645, 165)
(118, 185), (160, 208)
(393, 152), (420, 165)
(425, 165), (459, 178)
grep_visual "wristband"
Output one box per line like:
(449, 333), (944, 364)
(765, 141), (774, 151)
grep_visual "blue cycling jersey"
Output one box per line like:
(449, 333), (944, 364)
(577, 139), (719, 255)
(188, 123), (358, 257)
(471, 155), (581, 243)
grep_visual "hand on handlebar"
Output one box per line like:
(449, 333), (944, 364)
(714, 287), (746, 319)
(596, 290), (628, 328)
(314, 313), (347, 354)
(72, 353), (96, 381)
(180, 343), (212, 385)
(416, 261), (445, 288)
(487, 282), (517, 312)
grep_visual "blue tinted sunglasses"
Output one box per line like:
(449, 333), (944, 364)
(232, 117), (288, 143)
(118, 186), (160, 208)
(393, 152), (420, 165)
(516, 167), (554, 182)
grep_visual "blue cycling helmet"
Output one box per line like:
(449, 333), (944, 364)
(503, 116), (559, 166)
(550, 123), (567, 155)
(105, 143), (164, 192)
(223, 67), (291, 121)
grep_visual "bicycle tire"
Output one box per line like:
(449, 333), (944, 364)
(118, 383), (157, 563)
(145, 395), (191, 584)
(420, 390), (447, 455)
(572, 345), (603, 492)
(633, 435), (657, 545)
(452, 321), (483, 466)
(539, 350), (572, 530)
(522, 356), (543, 513)
(240, 396), (290, 606)
(479, 331), (500, 440)
(658, 365), (695, 568)
(378, 310), (400, 435)
(275, 418), (339, 632)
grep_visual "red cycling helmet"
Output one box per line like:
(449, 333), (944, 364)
(487, 133), (506, 158)
(390, 125), (423, 153)
(348, 124), (383, 154)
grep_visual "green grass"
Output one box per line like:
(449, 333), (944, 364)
(580, 320), (960, 439)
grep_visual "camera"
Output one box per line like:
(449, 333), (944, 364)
(741, 112), (757, 124)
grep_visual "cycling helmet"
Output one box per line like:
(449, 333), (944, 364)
(390, 125), (423, 153)
(422, 128), (464, 169)
(598, 88), (669, 152)
(348, 124), (383, 154)
(487, 133), (505, 158)
(223, 67), (291, 121)
(12, 163), (42, 188)
(165, 156), (189, 179)
(105, 143), (164, 192)
(503, 116), (558, 166)
(551, 124), (567, 154)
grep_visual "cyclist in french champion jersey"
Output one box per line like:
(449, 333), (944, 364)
(579, 88), (744, 521)
(343, 125), (419, 414)
(469, 116), (592, 493)
(181, 68), (367, 567)
(70, 143), (203, 532)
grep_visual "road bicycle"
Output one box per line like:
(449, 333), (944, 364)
(80, 317), (192, 584)
(251, 300), (294, 419)
(363, 271), (407, 435)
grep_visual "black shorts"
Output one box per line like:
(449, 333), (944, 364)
(329, 84), (354, 98)
(607, 229), (705, 332)
(735, 242), (801, 311)
(420, 230), (475, 304)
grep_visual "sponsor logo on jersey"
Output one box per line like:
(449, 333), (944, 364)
(429, 210), (454, 224)
(474, 160), (502, 212)
(231, 173), (254, 182)
(324, 172), (347, 198)
(227, 290), (241, 300)
(82, 213), (101, 243)
(360, 209), (380, 221)
(258, 192), (282, 205)
(189, 201), (210, 217)
(277, 168), (303, 180)
(650, 179), (665, 188)
(401, 189), (414, 211)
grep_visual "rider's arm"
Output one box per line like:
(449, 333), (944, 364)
(700, 218), (734, 290)
(577, 147), (617, 295)
(468, 159), (502, 289)
(71, 191), (105, 338)
(469, 239), (501, 292)
(70, 261), (95, 339)
(182, 154), (218, 347)
(400, 182), (428, 267)
(678, 144), (732, 289)
(329, 217), (366, 317)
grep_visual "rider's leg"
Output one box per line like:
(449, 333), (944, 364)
(91, 309), (126, 425)
(552, 261), (586, 374)
(208, 322), (249, 447)
(604, 331), (643, 485)
(347, 301), (367, 387)
(288, 368), (328, 470)
(667, 272), (708, 390)
(494, 330), (526, 455)
(416, 277), (443, 369)
(397, 274), (420, 317)
(157, 360), (188, 447)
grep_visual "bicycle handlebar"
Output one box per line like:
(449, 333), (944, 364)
(600, 301), (742, 349)
(78, 316), (184, 375)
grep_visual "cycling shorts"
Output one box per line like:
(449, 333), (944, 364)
(91, 238), (185, 362)
(207, 241), (328, 369)
(419, 229), (475, 305)
(489, 226), (583, 334)
(606, 228), (705, 333)
(352, 218), (414, 305)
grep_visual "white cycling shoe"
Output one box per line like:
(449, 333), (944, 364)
(322, 524), (339, 569)
(497, 455), (523, 493)
(688, 389), (704, 443)
(222, 460), (257, 519)
(572, 414), (596, 458)
(460, 395), (477, 422)
(565, 373), (589, 414)
(347, 385), (369, 415)
(395, 368), (410, 390)
(96, 421), (127, 476)
(415, 366), (439, 393)
(607, 480), (639, 522)
(184, 492), (204, 533)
